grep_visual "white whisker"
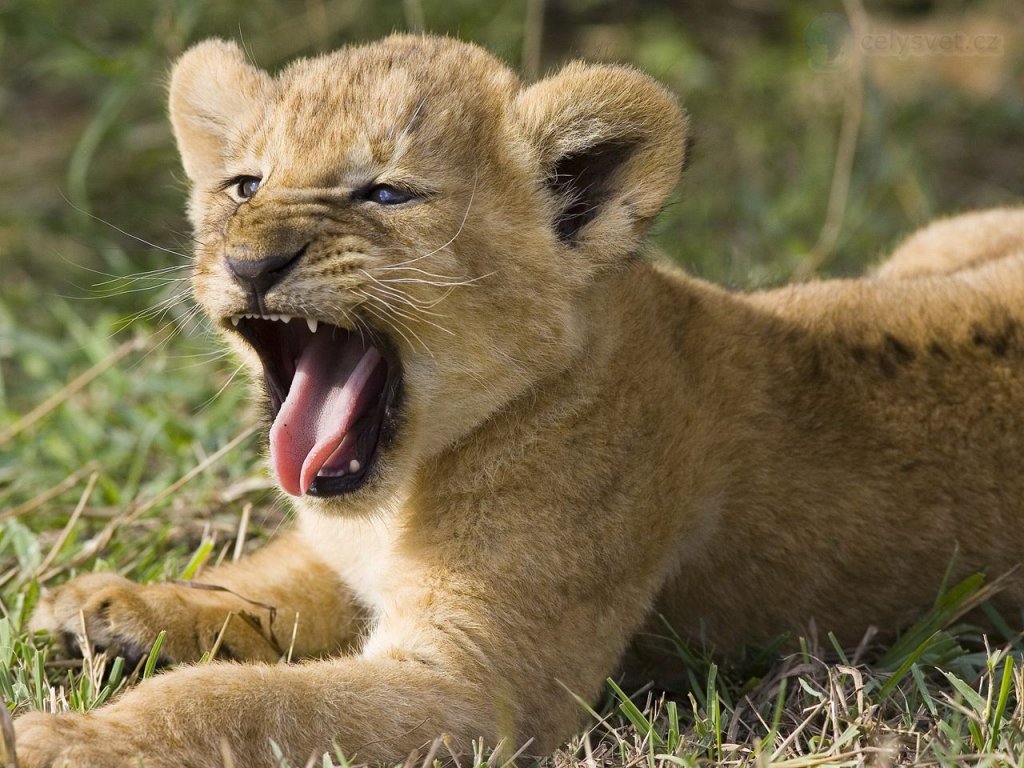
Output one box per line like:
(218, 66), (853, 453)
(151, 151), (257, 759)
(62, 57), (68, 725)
(358, 271), (452, 318)
(197, 362), (248, 413)
(385, 172), (477, 270)
(358, 300), (422, 356)
(60, 196), (193, 260)
(355, 291), (434, 357)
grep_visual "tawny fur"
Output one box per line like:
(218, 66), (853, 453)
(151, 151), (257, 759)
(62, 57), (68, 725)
(15, 35), (1024, 767)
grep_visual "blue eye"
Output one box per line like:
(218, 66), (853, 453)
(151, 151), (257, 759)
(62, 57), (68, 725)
(364, 184), (414, 205)
(235, 176), (261, 199)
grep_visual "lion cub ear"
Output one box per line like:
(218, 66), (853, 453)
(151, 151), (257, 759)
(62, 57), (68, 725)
(168, 39), (271, 185)
(515, 63), (688, 262)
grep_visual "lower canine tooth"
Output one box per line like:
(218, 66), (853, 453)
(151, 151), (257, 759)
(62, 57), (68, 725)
(349, 459), (361, 473)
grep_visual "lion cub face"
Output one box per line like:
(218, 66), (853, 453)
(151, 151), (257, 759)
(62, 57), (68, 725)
(170, 35), (686, 514)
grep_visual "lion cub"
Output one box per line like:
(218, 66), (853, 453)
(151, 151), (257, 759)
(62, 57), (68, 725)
(14, 35), (1024, 767)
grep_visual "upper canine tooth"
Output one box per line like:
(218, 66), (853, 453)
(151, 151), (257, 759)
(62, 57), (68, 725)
(306, 318), (319, 333)
(230, 316), (240, 327)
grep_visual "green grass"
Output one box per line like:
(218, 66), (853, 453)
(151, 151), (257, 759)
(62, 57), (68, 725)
(2, 0), (1024, 765)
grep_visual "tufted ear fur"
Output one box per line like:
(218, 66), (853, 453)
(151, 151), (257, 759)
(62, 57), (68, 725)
(168, 39), (272, 185)
(515, 63), (688, 262)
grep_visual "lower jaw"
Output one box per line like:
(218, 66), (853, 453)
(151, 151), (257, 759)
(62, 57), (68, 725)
(306, 466), (372, 496)
(291, 474), (395, 516)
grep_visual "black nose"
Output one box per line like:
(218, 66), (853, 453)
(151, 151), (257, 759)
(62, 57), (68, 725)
(226, 246), (306, 297)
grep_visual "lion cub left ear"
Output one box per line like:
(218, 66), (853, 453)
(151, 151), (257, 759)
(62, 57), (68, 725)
(515, 63), (689, 263)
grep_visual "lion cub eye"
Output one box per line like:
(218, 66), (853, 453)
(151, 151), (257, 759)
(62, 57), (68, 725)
(362, 184), (414, 205)
(235, 176), (262, 199)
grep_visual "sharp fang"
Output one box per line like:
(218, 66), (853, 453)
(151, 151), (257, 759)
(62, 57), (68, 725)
(306, 318), (319, 333)
(230, 316), (240, 327)
(349, 459), (361, 473)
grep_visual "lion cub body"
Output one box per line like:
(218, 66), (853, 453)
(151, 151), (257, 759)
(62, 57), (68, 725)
(15, 35), (1024, 768)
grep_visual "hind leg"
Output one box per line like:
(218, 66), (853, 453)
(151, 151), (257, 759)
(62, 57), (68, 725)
(874, 207), (1024, 279)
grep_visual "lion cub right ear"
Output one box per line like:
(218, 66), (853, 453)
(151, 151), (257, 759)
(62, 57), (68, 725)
(169, 39), (272, 185)
(515, 63), (688, 265)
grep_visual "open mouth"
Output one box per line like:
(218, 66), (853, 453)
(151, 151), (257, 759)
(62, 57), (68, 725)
(227, 313), (402, 497)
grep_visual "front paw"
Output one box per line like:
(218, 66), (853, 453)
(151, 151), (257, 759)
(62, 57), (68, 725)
(31, 573), (282, 668)
(15, 665), (286, 768)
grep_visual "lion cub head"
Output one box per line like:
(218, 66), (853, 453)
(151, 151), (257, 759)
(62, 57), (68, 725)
(170, 35), (687, 513)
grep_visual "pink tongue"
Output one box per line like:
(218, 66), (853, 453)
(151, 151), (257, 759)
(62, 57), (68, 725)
(269, 331), (384, 496)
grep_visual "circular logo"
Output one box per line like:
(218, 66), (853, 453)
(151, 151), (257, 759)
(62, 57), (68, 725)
(806, 13), (852, 72)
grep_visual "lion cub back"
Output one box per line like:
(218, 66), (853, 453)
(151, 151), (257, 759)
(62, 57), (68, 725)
(648, 208), (1024, 653)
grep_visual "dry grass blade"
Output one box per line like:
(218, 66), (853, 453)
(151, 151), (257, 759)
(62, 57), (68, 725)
(34, 470), (98, 578)
(173, 581), (283, 657)
(0, 699), (17, 768)
(417, 736), (442, 768)
(38, 424), (258, 582)
(0, 461), (101, 523)
(286, 612), (299, 664)
(498, 736), (534, 767)
(769, 698), (828, 760)
(207, 612), (233, 662)
(233, 502), (252, 563)
(108, 422), (257, 523)
(0, 336), (147, 448)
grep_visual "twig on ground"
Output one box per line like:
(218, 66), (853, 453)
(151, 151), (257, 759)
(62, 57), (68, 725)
(522, 0), (546, 81)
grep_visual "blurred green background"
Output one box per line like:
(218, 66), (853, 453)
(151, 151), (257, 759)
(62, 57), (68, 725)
(0, 0), (1021, 548)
